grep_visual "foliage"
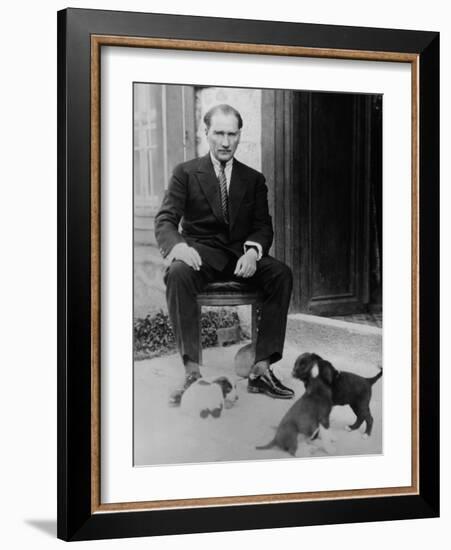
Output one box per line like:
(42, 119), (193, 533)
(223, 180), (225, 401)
(134, 308), (241, 360)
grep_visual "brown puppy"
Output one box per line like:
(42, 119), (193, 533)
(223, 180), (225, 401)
(256, 365), (334, 456)
(292, 352), (382, 437)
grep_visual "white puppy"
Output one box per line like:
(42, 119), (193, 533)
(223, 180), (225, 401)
(180, 376), (239, 418)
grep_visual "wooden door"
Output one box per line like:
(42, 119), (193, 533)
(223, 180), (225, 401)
(263, 90), (381, 315)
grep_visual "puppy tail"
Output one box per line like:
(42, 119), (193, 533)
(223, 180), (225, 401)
(368, 366), (383, 386)
(255, 439), (276, 451)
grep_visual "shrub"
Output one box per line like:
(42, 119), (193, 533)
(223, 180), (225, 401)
(134, 308), (241, 360)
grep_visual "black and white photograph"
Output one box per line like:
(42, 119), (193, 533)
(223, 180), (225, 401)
(1, 0), (445, 546)
(133, 83), (383, 466)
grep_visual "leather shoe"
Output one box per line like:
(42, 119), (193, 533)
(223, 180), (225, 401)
(247, 368), (294, 399)
(266, 367), (295, 396)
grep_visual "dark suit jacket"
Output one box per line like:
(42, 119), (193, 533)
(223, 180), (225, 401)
(155, 154), (274, 271)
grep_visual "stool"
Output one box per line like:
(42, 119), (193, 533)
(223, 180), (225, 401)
(196, 281), (263, 366)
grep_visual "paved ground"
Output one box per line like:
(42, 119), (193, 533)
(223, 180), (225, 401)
(330, 312), (382, 328)
(134, 332), (383, 466)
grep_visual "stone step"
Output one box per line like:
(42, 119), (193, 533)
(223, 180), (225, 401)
(286, 313), (382, 369)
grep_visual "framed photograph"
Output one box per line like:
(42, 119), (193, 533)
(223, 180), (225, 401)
(57, 8), (439, 541)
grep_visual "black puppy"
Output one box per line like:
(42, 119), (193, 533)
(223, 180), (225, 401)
(256, 365), (334, 456)
(292, 352), (382, 437)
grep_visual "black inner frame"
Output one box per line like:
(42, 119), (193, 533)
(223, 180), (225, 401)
(57, 8), (439, 541)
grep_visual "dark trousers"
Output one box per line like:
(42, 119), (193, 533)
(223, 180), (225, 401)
(164, 255), (293, 366)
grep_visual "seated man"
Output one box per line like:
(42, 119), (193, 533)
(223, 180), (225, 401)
(155, 103), (293, 405)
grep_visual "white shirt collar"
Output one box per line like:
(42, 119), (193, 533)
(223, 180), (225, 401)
(209, 152), (234, 171)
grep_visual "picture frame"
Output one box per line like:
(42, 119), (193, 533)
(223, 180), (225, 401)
(57, 7), (439, 541)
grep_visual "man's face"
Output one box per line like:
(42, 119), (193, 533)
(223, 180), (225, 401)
(205, 112), (241, 163)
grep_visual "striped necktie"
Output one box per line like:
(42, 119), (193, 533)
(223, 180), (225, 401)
(218, 162), (229, 224)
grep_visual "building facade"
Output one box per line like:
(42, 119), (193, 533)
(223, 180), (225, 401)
(133, 84), (382, 319)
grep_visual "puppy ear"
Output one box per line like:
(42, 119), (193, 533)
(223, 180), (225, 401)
(318, 360), (335, 385)
(213, 376), (233, 397)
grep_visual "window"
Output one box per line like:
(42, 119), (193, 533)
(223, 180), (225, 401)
(134, 84), (168, 213)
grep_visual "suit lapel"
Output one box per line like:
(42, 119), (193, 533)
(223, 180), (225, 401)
(195, 154), (224, 224)
(228, 159), (248, 230)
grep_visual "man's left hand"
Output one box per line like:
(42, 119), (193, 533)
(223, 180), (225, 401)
(234, 249), (258, 278)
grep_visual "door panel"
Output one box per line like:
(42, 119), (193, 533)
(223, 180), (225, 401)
(310, 93), (362, 303)
(263, 90), (378, 315)
(300, 92), (372, 315)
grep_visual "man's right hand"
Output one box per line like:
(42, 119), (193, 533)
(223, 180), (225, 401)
(170, 242), (202, 271)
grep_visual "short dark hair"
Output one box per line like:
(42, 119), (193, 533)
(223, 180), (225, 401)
(203, 104), (243, 130)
